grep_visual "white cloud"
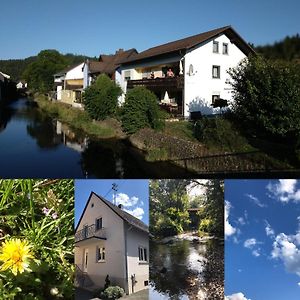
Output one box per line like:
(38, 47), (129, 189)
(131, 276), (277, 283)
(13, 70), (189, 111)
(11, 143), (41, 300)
(244, 238), (257, 249)
(271, 231), (300, 277)
(245, 193), (266, 207)
(244, 238), (262, 257)
(124, 207), (145, 220)
(115, 193), (139, 207)
(267, 179), (300, 203)
(265, 220), (275, 238)
(225, 201), (236, 238)
(298, 282), (300, 286)
(225, 292), (251, 300)
(238, 217), (245, 225)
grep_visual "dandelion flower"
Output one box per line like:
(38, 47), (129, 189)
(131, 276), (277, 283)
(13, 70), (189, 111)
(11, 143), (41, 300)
(0, 238), (34, 275)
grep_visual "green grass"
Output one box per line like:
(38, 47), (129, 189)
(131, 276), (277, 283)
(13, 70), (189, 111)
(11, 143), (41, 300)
(35, 95), (117, 139)
(163, 120), (197, 142)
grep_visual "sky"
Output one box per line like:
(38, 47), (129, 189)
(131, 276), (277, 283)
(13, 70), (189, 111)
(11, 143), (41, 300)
(0, 0), (299, 59)
(75, 179), (149, 228)
(225, 179), (300, 300)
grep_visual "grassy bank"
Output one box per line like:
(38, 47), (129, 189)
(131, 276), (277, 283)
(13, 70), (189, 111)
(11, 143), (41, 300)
(34, 95), (122, 139)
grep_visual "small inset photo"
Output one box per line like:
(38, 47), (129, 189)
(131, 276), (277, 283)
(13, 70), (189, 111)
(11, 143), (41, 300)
(75, 179), (149, 300)
(149, 179), (224, 299)
(0, 179), (74, 299)
(225, 179), (300, 300)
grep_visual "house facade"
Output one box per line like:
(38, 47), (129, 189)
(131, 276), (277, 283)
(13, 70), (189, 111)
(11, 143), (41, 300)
(54, 63), (84, 107)
(116, 26), (254, 117)
(75, 192), (149, 295)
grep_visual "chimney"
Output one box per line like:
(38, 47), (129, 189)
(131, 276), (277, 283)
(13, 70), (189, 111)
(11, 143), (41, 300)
(118, 204), (123, 209)
(116, 48), (124, 54)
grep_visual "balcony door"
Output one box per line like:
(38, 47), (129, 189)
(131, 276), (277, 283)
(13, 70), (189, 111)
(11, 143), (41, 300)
(83, 224), (88, 239)
(84, 249), (88, 272)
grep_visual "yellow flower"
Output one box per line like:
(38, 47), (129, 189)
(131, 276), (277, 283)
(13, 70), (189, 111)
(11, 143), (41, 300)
(0, 238), (34, 276)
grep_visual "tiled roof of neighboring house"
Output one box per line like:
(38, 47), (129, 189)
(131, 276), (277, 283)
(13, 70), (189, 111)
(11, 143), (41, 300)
(121, 26), (255, 64)
(75, 192), (149, 234)
(88, 48), (137, 75)
(0, 71), (10, 80)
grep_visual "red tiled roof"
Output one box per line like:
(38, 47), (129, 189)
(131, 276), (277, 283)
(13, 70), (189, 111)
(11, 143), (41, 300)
(121, 26), (254, 64)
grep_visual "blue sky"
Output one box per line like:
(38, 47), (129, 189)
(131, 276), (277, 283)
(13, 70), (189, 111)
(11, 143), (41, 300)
(1, 0), (299, 59)
(75, 179), (149, 228)
(225, 180), (300, 300)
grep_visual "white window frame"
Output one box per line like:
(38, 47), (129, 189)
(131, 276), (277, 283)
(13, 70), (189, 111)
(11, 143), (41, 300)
(212, 65), (220, 79)
(124, 70), (131, 81)
(223, 43), (228, 55)
(95, 217), (103, 231)
(138, 246), (148, 262)
(96, 246), (106, 263)
(213, 41), (219, 53)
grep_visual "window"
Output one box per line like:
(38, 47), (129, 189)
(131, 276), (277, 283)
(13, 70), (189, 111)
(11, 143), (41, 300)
(95, 217), (102, 231)
(212, 65), (220, 78)
(223, 43), (228, 54)
(144, 281), (149, 286)
(124, 70), (131, 81)
(97, 247), (105, 262)
(138, 246), (148, 262)
(212, 94), (220, 105)
(213, 41), (219, 53)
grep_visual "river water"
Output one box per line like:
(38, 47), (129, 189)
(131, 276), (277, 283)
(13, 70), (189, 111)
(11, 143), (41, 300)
(0, 98), (196, 178)
(150, 238), (224, 299)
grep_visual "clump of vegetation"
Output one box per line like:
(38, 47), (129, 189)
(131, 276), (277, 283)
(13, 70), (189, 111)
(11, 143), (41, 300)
(0, 179), (74, 300)
(193, 116), (253, 152)
(146, 147), (168, 162)
(228, 55), (300, 146)
(96, 286), (124, 300)
(84, 74), (122, 121)
(23, 50), (69, 93)
(121, 86), (164, 134)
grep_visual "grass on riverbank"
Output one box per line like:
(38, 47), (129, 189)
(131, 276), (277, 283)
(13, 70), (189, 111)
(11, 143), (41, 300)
(35, 95), (120, 139)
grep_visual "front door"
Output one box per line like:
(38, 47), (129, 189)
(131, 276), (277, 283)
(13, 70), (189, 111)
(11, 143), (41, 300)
(84, 249), (88, 272)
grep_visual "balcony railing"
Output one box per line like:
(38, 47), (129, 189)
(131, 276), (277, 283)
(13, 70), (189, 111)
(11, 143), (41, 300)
(127, 75), (184, 90)
(75, 224), (106, 243)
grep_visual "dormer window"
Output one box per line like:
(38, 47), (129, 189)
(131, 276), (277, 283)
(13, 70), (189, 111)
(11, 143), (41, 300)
(213, 41), (219, 53)
(223, 43), (228, 55)
(95, 217), (102, 231)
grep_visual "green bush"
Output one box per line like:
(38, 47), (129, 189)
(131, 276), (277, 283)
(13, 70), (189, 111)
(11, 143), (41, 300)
(228, 55), (300, 144)
(102, 286), (124, 299)
(84, 74), (122, 120)
(121, 86), (164, 134)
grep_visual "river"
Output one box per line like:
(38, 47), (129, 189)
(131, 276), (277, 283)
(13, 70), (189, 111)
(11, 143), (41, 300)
(0, 98), (196, 178)
(150, 237), (224, 299)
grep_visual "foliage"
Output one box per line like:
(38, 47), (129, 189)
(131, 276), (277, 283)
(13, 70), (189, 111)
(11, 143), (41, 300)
(197, 180), (224, 236)
(150, 180), (191, 238)
(193, 116), (253, 152)
(0, 179), (74, 300)
(36, 95), (117, 138)
(228, 55), (300, 145)
(22, 50), (69, 93)
(255, 34), (300, 61)
(163, 121), (197, 142)
(121, 87), (164, 134)
(84, 74), (122, 120)
(101, 286), (124, 299)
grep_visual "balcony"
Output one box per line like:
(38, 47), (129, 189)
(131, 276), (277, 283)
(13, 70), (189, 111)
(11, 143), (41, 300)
(75, 225), (106, 244)
(127, 76), (184, 91)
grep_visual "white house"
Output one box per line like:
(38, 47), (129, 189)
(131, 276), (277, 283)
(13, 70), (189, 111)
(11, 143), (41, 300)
(116, 26), (254, 117)
(75, 192), (149, 295)
(54, 63), (84, 107)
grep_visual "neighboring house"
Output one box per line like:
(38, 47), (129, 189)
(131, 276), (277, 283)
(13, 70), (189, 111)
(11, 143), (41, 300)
(0, 72), (4, 101)
(83, 48), (137, 88)
(0, 71), (12, 102)
(75, 192), (149, 295)
(116, 26), (254, 117)
(16, 80), (27, 89)
(54, 63), (84, 107)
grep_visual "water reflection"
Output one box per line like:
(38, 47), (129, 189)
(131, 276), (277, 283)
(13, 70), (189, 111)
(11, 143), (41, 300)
(150, 239), (223, 299)
(0, 98), (196, 178)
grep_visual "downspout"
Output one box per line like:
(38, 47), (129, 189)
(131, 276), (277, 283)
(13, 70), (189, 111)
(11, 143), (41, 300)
(124, 224), (133, 294)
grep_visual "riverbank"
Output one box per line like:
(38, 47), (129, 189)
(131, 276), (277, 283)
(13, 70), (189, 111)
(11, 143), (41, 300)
(150, 233), (224, 299)
(34, 95), (125, 139)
